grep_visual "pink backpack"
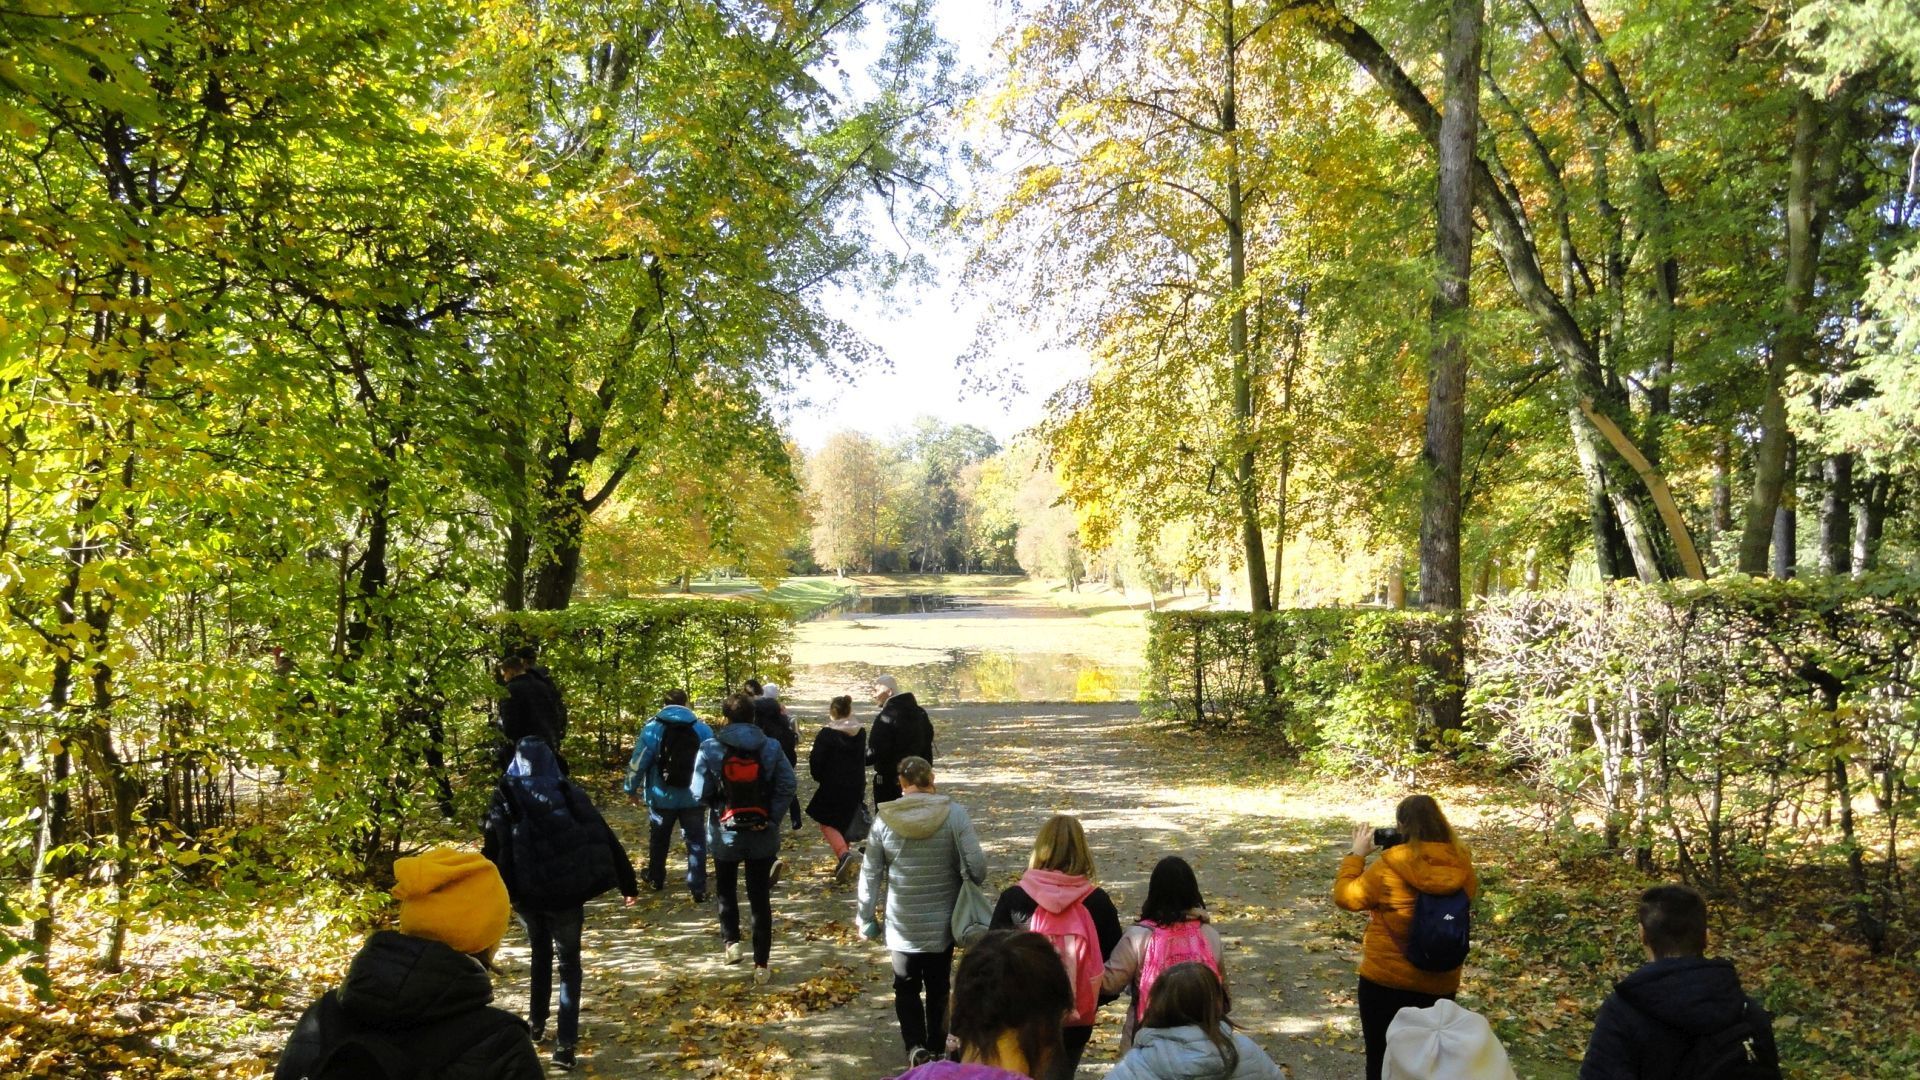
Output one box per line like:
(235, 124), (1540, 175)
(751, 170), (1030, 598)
(1030, 900), (1103, 1026)
(1134, 918), (1220, 1022)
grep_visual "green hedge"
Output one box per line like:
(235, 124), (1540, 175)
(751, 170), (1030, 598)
(497, 599), (793, 767)
(1146, 575), (1920, 949)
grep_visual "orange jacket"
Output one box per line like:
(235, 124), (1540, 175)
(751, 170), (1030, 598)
(1333, 841), (1478, 996)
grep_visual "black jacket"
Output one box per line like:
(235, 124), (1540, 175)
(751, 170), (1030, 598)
(275, 930), (540, 1080)
(753, 696), (799, 764)
(496, 671), (565, 765)
(867, 692), (933, 802)
(1580, 956), (1781, 1080)
(806, 726), (867, 831)
(482, 738), (638, 912)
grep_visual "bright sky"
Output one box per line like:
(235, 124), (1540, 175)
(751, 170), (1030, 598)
(775, 2), (1087, 452)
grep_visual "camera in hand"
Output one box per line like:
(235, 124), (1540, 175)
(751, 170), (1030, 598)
(1373, 827), (1406, 849)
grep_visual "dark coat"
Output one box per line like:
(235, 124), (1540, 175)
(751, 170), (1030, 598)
(753, 696), (799, 764)
(1579, 956), (1781, 1080)
(275, 930), (540, 1080)
(867, 692), (933, 802)
(482, 738), (638, 912)
(495, 672), (566, 771)
(806, 726), (867, 831)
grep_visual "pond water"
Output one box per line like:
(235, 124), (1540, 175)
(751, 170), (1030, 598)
(812, 594), (970, 618)
(789, 650), (1141, 705)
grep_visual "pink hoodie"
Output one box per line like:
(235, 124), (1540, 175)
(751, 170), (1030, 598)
(1021, 869), (1103, 1026)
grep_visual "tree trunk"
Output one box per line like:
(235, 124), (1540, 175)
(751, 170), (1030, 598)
(1772, 437), (1797, 580)
(1820, 452), (1852, 575)
(1710, 434), (1734, 552)
(1417, 0), (1480, 736)
(503, 518), (530, 611)
(1852, 473), (1889, 573)
(1221, 4), (1270, 615)
(1740, 92), (1825, 573)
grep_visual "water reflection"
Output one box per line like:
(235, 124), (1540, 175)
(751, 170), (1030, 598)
(790, 649), (1141, 705)
(813, 594), (970, 619)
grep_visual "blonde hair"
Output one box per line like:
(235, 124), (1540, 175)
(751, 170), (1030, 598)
(1028, 814), (1095, 879)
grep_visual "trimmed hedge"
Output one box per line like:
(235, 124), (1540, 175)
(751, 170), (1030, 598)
(497, 599), (793, 767)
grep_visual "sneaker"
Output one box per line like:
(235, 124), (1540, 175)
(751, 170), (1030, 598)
(753, 965), (771, 987)
(832, 850), (857, 884)
(723, 940), (743, 965)
(690, 890), (708, 905)
(552, 1045), (576, 1071)
(769, 858), (785, 889)
(908, 1047), (935, 1067)
(530, 1023), (548, 1044)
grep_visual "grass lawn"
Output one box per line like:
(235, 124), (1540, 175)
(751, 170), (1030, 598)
(684, 575), (859, 618)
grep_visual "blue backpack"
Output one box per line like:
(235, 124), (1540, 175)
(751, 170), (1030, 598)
(1403, 887), (1472, 971)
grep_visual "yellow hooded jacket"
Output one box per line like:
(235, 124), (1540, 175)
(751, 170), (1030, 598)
(1334, 841), (1478, 996)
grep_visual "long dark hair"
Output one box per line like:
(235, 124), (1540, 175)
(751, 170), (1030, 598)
(1140, 856), (1206, 925)
(949, 931), (1072, 1077)
(1138, 962), (1237, 1073)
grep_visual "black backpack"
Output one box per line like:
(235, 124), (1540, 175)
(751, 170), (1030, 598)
(658, 724), (701, 789)
(719, 744), (773, 832)
(1669, 999), (1780, 1080)
(1403, 887), (1472, 972)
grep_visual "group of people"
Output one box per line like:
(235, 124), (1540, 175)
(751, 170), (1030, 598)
(273, 663), (1784, 1080)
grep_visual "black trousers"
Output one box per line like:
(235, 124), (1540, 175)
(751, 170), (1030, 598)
(1358, 976), (1451, 1080)
(890, 948), (954, 1055)
(1056, 1024), (1093, 1079)
(715, 858), (774, 967)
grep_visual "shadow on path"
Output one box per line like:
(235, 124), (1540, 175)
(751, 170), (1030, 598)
(493, 703), (1367, 1079)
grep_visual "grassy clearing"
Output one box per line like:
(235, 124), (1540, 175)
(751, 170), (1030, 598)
(684, 575), (859, 618)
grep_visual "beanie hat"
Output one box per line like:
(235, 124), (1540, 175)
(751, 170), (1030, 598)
(1383, 999), (1517, 1080)
(393, 848), (511, 956)
(761, 682), (781, 700)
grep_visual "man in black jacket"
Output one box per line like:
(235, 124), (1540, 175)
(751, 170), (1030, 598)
(276, 848), (540, 1080)
(494, 653), (566, 770)
(866, 674), (933, 805)
(1580, 884), (1781, 1080)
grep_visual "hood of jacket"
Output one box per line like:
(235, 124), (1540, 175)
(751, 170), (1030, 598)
(338, 930), (496, 1030)
(655, 705), (699, 727)
(881, 692), (924, 718)
(826, 716), (865, 735)
(878, 791), (952, 839)
(1020, 868), (1096, 914)
(1615, 956), (1751, 1035)
(1381, 839), (1474, 895)
(716, 721), (770, 754)
(506, 737), (561, 779)
(1127, 1025), (1244, 1079)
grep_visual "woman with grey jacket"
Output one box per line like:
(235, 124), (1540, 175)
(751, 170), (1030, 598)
(1107, 963), (1282, 1080)
(857, 755), (987, 1069)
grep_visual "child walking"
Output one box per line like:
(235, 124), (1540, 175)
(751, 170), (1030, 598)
(807, 694), (868, 883)
(1101, 856), (1231, 1051)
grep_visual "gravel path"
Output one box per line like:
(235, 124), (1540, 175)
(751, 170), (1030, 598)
(493, 701), (1368, 1079)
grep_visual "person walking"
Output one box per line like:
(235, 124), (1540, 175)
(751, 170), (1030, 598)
(1106, 962), (1283, 1080)
(1579, 884), (1781, 1080)
(755, 682), (803, 828)
(275, 848), (541, 1080)
(889, 930), (1074, 1080)
(494, 651), (566, 769)
(700, 692), (798, 986)
(858, 755), (987, 1069)
(482, 737), (639, 1072)
(1333, 794), (1479, 1080)
(807, 694), (868, 884)
(868, 674), (933, 805)
(623, 689), (714, 903)
(990, 814), (1124, 1078)
(1102, 856), (1230, 1052)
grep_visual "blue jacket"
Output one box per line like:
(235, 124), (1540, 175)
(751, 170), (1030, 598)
(698, 723), (796, 862)
(623, 706), (715, 809)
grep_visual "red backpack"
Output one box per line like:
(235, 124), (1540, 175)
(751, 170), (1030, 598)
(1134, 919), (1220, 1022)
(718, 745), (772, 832)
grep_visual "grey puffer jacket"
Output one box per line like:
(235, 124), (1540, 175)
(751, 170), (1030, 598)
(1106, 1024), (1284, 1080)
(857, 791), (986, 954)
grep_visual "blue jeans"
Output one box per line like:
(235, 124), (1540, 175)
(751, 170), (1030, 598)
(521, 906), (584, 1049)
(647, 805), (709, 898)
